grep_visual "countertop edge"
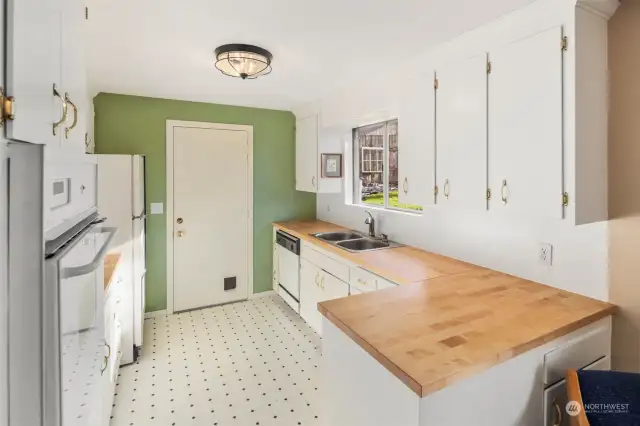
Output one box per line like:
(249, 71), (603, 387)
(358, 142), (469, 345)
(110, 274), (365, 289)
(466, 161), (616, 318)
(317, 303), (424, 396)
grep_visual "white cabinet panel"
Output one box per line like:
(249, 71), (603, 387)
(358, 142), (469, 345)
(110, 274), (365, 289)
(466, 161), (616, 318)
(300, 259), (322, 334)
(295, 115), (318, 193)
(397, 76), (434, 207)
(489, 27), (564, 218)
(60, 0), (88, 154)
(436, 54), (488, 211)
(6, 0), (63, 145)
(319, 270), (349, 302)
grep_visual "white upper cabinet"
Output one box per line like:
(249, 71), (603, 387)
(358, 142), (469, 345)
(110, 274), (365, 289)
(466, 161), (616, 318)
(6, 0), (63, 145)
(436, 54), (488, 211)
(60, 0), (89, 154)
(396, 76), (434, 207)
(295, 114), (319, 193)
(488, 27), (563, 219)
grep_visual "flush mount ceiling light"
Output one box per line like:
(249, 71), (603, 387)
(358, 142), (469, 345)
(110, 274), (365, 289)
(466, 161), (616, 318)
(214, 44), (273, 80)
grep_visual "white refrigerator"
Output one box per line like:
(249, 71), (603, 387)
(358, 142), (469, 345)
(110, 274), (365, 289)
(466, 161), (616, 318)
(97, 154), (147, 363)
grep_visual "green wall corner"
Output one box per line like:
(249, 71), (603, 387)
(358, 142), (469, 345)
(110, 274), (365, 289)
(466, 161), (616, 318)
(94, 93), (316, 312)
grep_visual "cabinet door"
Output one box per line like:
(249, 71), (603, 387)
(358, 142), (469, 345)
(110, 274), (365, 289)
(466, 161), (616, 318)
(272, 229), (279, 291)
(319, 271), (349, 302)
(6, 0), (63, 145)
(295, 115), (318, 193)
(299, 259), (321, 334)
(60, 0), (88, 154)
(436, 54), (488, 211)
(396, 75), (434, 207)
(489, 27), (563, 218)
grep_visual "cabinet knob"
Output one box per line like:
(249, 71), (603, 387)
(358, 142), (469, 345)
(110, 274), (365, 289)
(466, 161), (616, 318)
(177, 230), (184, 237)
(176, 217), (183, 224)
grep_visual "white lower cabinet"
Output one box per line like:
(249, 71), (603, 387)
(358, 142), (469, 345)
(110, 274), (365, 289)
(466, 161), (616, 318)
(299, 258), (349, 336)
(102, 263), (124, 426)
(272, 228), (279, 291)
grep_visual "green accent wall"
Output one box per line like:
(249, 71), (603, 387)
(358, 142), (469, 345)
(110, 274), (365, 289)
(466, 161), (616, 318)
(94, 93), (316, 312)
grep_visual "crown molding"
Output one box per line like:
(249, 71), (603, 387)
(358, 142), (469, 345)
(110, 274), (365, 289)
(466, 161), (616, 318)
(576, 0), (621, 19)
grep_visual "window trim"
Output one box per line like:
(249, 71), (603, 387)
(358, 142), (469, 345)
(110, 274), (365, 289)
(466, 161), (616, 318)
(352, 119), (422, 214)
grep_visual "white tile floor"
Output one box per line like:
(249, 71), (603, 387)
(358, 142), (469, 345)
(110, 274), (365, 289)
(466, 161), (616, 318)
(111, 294), (323, 426)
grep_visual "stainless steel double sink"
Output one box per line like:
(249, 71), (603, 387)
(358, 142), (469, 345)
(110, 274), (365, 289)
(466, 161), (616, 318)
(311, 231), (403, 253)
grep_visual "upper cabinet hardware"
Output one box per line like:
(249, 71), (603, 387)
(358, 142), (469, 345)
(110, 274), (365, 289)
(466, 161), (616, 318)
(563, 192), (569, 207)
(64, 94), (78, 139)
(0, 87), (16, 127)
(403, 177), (408, 195)
(486, 61), (492, 74)
(501, 179), (508, 205)
(434, 77), (439, 90)
(561, 36), (568, 51)
(52, 85), (68, 136)
(443, 179), (450, 199)
(486, 188), (492, 201)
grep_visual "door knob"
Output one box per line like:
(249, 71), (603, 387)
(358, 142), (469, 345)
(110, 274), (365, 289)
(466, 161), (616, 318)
(177, 231), (184, 237)
(176, 218), (183, 224)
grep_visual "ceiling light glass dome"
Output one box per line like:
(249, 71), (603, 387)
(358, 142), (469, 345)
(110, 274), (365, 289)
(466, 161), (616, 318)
(214, 44), (273, 80)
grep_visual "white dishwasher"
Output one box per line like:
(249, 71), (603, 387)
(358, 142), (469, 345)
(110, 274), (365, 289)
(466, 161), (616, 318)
(276, 230), (301, 313)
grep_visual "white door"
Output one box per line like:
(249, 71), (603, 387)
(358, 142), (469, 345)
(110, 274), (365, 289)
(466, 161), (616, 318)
(489, 27), (564, 218)
(173, 126), (250, 311)
(60, 0), (88, 154)
(436, 53), (488, 211)
(132, 156), (146, 347)
(6, 0), (63, 145)
(397, 74), (434, 207)
(295, 115), (318, 193)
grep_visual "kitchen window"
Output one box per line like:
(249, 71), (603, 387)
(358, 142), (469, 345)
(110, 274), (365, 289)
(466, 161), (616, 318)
(353, 120), (423, 212)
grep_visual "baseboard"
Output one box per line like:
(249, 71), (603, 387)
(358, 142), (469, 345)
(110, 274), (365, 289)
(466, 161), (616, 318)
(144, 309), (168, 319)
(250, 290), (275, 299)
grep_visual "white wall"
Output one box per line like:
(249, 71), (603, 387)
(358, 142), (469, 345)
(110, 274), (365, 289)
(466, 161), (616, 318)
(307, 0), (609, 301)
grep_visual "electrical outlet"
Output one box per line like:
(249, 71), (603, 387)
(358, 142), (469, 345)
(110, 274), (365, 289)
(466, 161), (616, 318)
(539, 243), (553, 266)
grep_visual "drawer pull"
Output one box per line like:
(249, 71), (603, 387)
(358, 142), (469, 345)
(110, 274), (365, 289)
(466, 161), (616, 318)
(64, 94), (78, 139)
(105, 343), (111, 358)
(100, 356), (108, 375)
(52, 84), (67, 136)
(552, 400), (561, 426)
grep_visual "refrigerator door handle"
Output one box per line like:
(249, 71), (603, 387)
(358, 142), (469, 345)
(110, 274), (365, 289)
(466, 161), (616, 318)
(61, 226), (118, 279)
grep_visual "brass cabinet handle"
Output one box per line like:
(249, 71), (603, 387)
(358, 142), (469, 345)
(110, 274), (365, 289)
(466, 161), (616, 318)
(403, 177), (408, 194)
(443, 179), (450, 199)
(552, 400), (562, 426)
(501, 179), (508, 205)
(52, 84), (67, 136)
(320, 276), (325, 290)
(105, 343), (111, 358)
(64, 94), (78, 139)
(315, 272), (320, 287)
(101, 356), (108, 375)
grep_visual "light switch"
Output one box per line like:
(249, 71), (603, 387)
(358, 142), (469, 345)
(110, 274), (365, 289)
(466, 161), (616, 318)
(150, 203), (164, 215)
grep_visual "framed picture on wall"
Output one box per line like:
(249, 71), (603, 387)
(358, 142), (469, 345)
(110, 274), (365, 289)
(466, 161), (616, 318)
(321, 153), (343, 178)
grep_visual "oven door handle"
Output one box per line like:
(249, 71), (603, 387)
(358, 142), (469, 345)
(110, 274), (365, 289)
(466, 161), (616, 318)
(61, 226), (118, 279)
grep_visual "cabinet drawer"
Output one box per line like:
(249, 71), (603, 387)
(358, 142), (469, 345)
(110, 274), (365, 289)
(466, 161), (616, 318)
(543, 325), (610, 385)
(301, 245), (350, 282)
(376, 276), (398, 290)
(349, 268), (378, 293)
(543, 356), (610, 426)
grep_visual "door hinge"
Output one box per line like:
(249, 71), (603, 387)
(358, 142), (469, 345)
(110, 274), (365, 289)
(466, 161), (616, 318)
(486, 61), (492, 74)
(486, 188), (492, 201)
(563, 192), (569, 207)
(561, 36), (568, 51)
(434, 185), (439, 196)
(0, 87), (16, 128)
(85, 7), (89, 19)
(434, 77), (439, 90)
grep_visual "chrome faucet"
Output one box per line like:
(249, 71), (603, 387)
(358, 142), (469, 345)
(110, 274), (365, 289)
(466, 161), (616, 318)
(364, 211), (375, 238)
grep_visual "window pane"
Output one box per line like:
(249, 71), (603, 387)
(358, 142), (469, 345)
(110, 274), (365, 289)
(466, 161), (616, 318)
(388, 120), (423, 211)
(355, 126), (385, 207)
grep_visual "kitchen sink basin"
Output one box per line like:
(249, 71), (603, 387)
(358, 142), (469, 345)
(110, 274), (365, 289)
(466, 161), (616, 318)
(336, 239), (390, 252)
(312, 231), (364, 242)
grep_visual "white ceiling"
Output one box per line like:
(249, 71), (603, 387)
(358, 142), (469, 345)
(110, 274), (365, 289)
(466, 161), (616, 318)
(87, 0), (538, 111)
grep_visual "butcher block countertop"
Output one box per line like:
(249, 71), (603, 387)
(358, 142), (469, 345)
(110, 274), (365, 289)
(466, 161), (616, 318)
(104, 253), (122, 293)
(273, 220), (616, 397)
